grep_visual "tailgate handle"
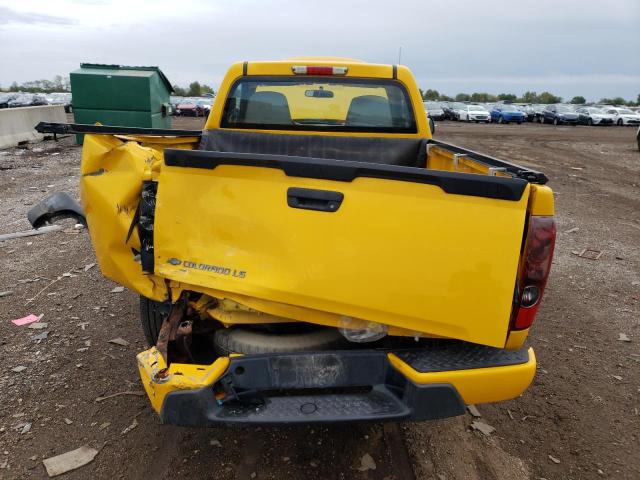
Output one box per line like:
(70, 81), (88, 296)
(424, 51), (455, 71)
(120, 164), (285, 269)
(287, 187), (344, 212)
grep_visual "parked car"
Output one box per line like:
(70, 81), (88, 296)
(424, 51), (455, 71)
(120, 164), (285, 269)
(424, 101), (445, 120)
(490, 104), (525, 124)
(458, 104), (491, 123)
(441, 102), (457, 120)
(34, 58), (556, 426)
(46, 92), (73, 113)
(603, 107), (640, 126)
(575, 107), (615, 126)
(449, 102), (467, 121)
(7, 93), (48, 108)
(175, 101), (199, 117)
(0, 92), (19, 109)
(195, 98), (212, 116)
(540, 104), (578, 125)
(514, 105), (534, 122)
(520, 105), (537, 122)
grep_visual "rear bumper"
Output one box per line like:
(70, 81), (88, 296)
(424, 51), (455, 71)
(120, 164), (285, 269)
(138, 343), (536, 426)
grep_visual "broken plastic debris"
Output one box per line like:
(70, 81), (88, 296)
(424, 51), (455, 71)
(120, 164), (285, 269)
(108, 337), (129, 346)
(31, 331), (49, 341)
(42, 446), (99, 477)
(84, 263), (95, 272)
(121, 418), (138, 435)
(572, 248), (603, 260)
(110, 286), (125, 293)
(470, 420), (495, 435)
(618, 333), (631, 342)
(11, 366), (27, 373)
(467, 404), (482, 417)
(0, 290), (13, 298)
(11, 313), (42, 326)
(28, 322), (48, 329)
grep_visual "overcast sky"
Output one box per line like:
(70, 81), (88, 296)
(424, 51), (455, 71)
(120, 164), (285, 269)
(0, 0), (638, 101)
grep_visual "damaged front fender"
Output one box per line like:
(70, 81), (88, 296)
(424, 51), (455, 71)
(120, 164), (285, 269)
(27, 192), (86, 229)
(78, 133), (198, 301)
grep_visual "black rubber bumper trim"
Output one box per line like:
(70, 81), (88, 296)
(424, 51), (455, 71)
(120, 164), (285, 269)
(160, 350), (466, 426)
(163, 149), (527, 201)
(393, 342), (530, 373)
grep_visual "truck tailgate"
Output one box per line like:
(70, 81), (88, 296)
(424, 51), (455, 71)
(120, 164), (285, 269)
(154, 150), (530, 348)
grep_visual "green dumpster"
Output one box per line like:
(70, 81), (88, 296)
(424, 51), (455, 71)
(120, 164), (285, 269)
(70, 63), (173, 143)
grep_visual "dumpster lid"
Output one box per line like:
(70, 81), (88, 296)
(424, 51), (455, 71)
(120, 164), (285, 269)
(76, 63), (173, 93)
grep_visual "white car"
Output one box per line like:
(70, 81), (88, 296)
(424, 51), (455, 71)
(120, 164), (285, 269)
(458, 104), (491, 123)
(603, 107), (640, 126)
(575, 107), (616, 126)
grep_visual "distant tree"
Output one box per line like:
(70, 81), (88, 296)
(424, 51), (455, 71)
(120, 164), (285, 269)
(9, 82), (20, 92)
(537, 91), (562, 104)
(520, 91), (538, 103)
(172, 84), (188, 96)
(201, 84), (215, 95)
(439, 94), (453, 101)
(423, 89), (440, 100)
(570, 96), (586, 104)
(187, 81), (202, 96)
(470, 92), (496, 103)
(497, 93), (517, 102)
(599, 97), (626, 105)
(455, 93), (471, 102)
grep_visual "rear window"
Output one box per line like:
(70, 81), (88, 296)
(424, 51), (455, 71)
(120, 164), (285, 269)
(221, 76), (417, 133)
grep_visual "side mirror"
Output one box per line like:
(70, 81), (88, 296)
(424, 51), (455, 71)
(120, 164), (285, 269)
(429, 117), (436, 135)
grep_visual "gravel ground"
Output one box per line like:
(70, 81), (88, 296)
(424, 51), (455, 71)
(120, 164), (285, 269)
(0, 118), (638, 479)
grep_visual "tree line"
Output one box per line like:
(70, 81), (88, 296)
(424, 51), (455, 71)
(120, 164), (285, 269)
(420, 89), (640, 106)
(3, 76), (71, 93)
(2, 76), (636, 105)
(172, 81), (215, 97)
(0, 76), (215, 97)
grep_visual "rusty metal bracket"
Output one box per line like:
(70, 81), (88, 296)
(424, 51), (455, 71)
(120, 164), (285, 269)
(155, 295), (188, 375)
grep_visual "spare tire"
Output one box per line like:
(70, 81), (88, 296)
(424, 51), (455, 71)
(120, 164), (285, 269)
(214, 326), (346, 355)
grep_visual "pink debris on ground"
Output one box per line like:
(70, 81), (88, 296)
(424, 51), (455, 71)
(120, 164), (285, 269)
(11, 314), (42, 326)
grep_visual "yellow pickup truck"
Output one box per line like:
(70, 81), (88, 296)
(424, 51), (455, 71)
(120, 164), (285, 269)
(34, 58), (556, 424)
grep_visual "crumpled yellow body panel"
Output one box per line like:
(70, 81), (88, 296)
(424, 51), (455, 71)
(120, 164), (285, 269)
(79, 134), (198, 301)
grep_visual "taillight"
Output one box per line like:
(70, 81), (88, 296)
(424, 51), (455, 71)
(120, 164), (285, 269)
(291, 65), (348, 75)
(512, 216), (556, 330)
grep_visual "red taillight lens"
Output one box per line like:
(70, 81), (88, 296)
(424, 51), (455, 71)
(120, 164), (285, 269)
(291, 65), (348, 75)
(512, 216), (556, 330)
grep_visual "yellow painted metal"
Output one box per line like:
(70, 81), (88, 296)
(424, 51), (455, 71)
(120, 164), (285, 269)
(505, 328), (530, 350)
(208, 307), (294, 326)
(204, 59), (430, 140)
(79, 59), (554, 349)
(79, 133), (198, 301)
(387, 348), (536, 405)
(137, 347), (230, 413)
(426, 145), (510, 177)
(154, 164), (530, 347)
(528, 184), (555, 216)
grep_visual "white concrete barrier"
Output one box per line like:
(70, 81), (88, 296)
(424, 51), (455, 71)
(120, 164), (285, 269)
(0, 105), (67, 149)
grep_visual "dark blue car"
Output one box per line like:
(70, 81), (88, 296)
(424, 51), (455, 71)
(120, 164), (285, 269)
(540, 104), (578, 125)
(490, 104), (525, 124)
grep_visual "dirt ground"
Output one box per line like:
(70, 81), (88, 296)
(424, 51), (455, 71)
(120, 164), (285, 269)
(0, 117), (638, 480)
